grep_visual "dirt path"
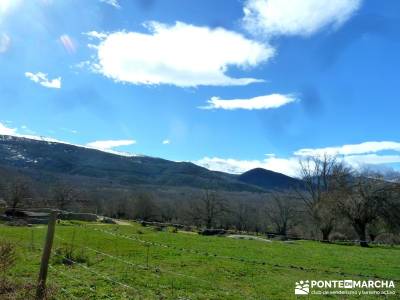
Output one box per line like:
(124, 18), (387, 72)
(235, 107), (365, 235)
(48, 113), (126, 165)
(114, 220), (132, 226)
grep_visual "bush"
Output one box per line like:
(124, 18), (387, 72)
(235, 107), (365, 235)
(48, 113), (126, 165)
(167, 226), (178, 233)
(199, 229), (226, 236)
(101, 217), (116, 224)
(375, 233), (400, 245)
(0, 241), (16, 292)
(330, 232), (348, 241)
(152, 226), (163, 232)
(53, 246), (91, 266)
(5, 219), (28, 227)
(1, 281), (57, 299)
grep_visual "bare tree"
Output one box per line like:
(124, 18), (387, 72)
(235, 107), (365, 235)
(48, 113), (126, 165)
(297, 155), (348, 241)
(266, 192), (297, 237)
(133, 193), (157, 221)
(6, 178), (32, 209)
(337, 172), (400, 247)
(52, 183), (78, 210)
(379, 190), (400, 236)
(160, 199), (180, 223)
(233, 200), (252, 231)
(0, 177), (5, 200)
(190, 189), (227, 228)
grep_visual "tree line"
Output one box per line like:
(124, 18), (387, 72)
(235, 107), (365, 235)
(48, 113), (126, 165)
(1, 155), (399, 247)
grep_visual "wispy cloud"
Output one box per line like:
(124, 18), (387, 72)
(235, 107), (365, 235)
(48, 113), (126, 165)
(86, 139), (136, 151)
(0, 122), (139, 157)
(20, 125), (36, 135)
(100, 0), (120, 9)
(199, 94), (297, 110)
(25, 72), (61, 89)
(162, 139), (171, 145)
(0, 33), (11, 53)
(243, 0), (362, 37)
(61, 128), (78, 134)
(87, 21), (274, 87)
(0, 121), (69, 144)
(294, 141), (400, 156)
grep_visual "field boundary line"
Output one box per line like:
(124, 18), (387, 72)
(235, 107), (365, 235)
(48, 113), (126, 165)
(51, 250), (140, 296)
(94, 227), (400, 282)
(54, 233), (233, 295)
(49, 264), (115, 300)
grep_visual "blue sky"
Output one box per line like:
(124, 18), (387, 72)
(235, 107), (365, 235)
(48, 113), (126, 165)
(1, 0), (400, 176)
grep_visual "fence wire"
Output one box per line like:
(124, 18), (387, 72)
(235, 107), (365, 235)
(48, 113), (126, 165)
(91, 226), (400, 283)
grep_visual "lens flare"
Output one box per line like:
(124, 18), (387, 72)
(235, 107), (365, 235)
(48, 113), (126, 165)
(59, 34), (76, 54)
(0, 0), (19, 15)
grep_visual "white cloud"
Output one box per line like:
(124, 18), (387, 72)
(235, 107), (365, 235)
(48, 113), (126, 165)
(87, 21), (274, 87)
(200, 93), (297, 110)
(0, 33), (10, 53)
(100, 0), (120, 8)
(295, 141), (400, 157)
(86, 140), (136, 150)
(194, 155), (300, 177)
(243, 0), (362, 37)
(25, 72), (61, 89)
(0, 121), (66, 144)
(0, 122), (17, 135)
(85, 31), (107, 40)
(20, 125), (36, 135)
(345, 154), (400, 167)
(0, 122), (141, 157)
(195, 141), (400, 177)
(162, 139), (170, 145)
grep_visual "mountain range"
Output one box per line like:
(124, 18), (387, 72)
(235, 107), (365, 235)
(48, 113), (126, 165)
(0, 135), (301, 193)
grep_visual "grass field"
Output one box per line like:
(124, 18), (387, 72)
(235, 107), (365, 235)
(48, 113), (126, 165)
(1, 221), (399, 299)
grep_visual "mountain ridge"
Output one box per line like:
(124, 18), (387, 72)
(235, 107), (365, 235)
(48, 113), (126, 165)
(0, 135), (301, 193)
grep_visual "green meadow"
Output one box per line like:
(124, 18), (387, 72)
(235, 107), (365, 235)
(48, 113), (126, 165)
(1, 221), (399, 299)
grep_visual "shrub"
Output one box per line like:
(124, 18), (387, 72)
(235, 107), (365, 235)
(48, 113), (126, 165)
(375, 233), (400, 245)
(0, 241), (16, 292)
(101, 217), (116, 224)
(330, 232), (347, 241)
(167, 226), (178, 233)
(199, 229), (226, 236)
(53, 246), (91, 266)
(152, 226), (163, 232)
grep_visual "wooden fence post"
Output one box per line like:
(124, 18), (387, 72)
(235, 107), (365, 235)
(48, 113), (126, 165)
(36, 210), (58, 300)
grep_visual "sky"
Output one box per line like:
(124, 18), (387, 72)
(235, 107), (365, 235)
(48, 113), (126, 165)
(0, 0), (400, 177)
